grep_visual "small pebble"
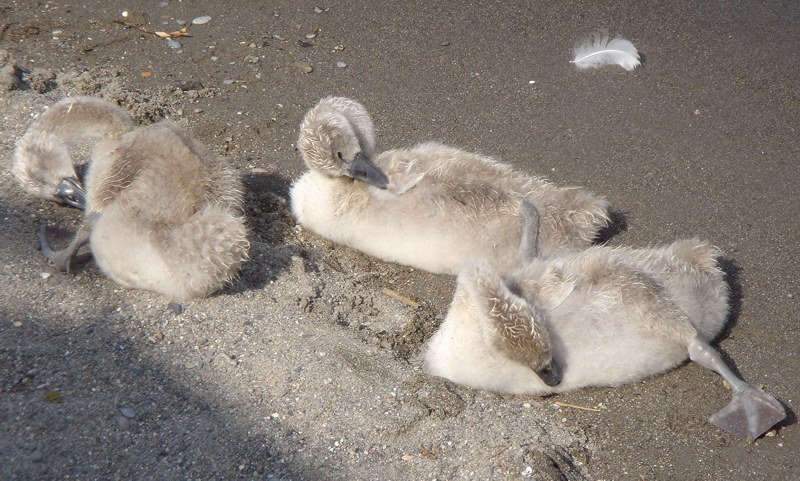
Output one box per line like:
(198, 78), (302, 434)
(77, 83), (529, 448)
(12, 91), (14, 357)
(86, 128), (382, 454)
(122, 11), (146, 24)
(116, 416), (131, 429)
(245, 55), (260, 64)
(31, 450), (43, 462)
(185, 361), (198, 369)
(52, 30), (63, 36)
(440, 41), (451, 46)
(160, 1), (169, 6)
(222, 79), (235, 85)
(131, 366), (145, 376)
(218, 353), (238, 366)
(13, 321), (22, 327)
(313, 6), (324, 13)
(336, 61), (347, 68)
(401, 454), (413, 461)
(292, 61), (313, 74)
(43, 390), (62, 403)
(119, 407), (137, 419)
(39, 272), (51, 280)
(167, 302), (184, 315)
(175, 80), (203, 91)
(166, 39), (182, 49)
(192, 16), (211, 25)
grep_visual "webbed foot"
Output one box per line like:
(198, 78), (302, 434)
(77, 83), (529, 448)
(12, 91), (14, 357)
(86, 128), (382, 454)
(40, 225), (73, 272)
(688, 337), (787, 441)
(709, 385), (786, 442)
(39, 222), (91, 273)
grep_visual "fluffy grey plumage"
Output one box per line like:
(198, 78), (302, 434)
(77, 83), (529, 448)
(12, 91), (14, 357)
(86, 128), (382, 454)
(13, 97), (249, 299)
(426, 205), (785, 440)
(426, 239), (729, 393)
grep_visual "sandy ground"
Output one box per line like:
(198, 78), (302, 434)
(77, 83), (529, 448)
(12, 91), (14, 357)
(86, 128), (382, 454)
(1, 1), (798, 479)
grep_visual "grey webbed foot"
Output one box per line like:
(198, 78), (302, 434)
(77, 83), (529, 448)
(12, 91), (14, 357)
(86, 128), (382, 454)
(688, 337), (787, 441)
(709, 385), (786, 442)
(40, 224), (73, 272)
(39, 222), (92, 273)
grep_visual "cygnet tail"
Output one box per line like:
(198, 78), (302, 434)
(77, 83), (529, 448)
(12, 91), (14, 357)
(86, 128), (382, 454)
(13, 96), (134, 199)
(544, 187), (611, 251)
(160, 204), (250, 299)
(668, 238), (730, 340)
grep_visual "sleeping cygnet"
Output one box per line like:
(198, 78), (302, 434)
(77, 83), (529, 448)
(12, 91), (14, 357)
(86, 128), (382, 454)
(425, 202), (786, 441)
(13, 96), (249, 299)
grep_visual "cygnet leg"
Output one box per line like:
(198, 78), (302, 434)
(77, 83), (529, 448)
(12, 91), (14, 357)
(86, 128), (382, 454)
(516, 200), (540, 264)
(688, 337), (786, 441)
(39, 212), (98, 273)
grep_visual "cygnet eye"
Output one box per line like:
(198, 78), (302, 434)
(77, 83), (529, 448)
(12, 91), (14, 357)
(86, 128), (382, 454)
(337, 152), (344, 160)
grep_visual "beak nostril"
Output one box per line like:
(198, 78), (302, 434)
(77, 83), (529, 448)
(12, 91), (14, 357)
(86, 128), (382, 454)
(536, 362), (562, 387)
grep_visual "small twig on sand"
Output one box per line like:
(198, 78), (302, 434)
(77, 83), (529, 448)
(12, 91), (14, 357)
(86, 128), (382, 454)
(488, 444), (512, 459)
(553, 401), (604, 412)
(382, 288), (420, 309)
(0, 23), (14, 41)
(113, 20), (190, 39)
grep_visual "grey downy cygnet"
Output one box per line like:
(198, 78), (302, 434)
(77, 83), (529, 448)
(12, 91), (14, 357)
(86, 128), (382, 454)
(12, 96), (249, 299)
(291, 96), (611, 275)
(425, 202), (785, 441)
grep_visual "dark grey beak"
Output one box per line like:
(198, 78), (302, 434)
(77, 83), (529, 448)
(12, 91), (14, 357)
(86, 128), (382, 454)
(536, 361), (562, 387)
(347, 152), (389, 189)
(56, 176), (86, 210)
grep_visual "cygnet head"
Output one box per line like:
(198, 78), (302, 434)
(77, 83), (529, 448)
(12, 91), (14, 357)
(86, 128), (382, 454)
(297, 96), (389, 189)
(12, 130), (86, 209)
(462, 259), (562, 387)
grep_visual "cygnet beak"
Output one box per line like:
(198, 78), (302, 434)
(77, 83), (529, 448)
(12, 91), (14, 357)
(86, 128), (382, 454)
(56, 176), (87, 210)
(347, 152), (389, 189)
(536, 361), (562, 387)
